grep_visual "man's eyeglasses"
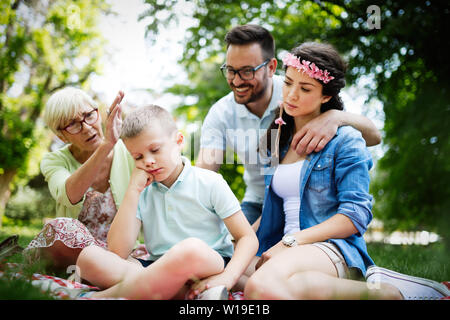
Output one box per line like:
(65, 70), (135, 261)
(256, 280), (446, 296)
(220, 59), (270, 81)
(60, 108), (99, 135)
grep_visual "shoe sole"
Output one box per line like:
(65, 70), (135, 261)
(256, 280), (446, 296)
(366, 266), (450, 296)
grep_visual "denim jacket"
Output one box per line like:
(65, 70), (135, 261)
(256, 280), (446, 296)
(256, 126), (375, 276)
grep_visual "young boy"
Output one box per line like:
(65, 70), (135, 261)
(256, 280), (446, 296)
(76, 104), (258, 300)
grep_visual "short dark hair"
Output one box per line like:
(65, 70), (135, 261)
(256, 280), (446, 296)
(224, 24), (275, 60)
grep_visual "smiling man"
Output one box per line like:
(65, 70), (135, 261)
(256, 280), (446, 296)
(196, 24), (381, 226)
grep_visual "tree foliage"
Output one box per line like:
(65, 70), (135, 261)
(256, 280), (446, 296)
(140, 0), (449, 236)
(0, 0), (109, 224)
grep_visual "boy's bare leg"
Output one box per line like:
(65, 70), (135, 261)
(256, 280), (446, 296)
(76, 245), (143, 289)
(77, 238), (225, 299)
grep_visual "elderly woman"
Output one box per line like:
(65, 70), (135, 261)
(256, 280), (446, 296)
(25, 87), (138, 270)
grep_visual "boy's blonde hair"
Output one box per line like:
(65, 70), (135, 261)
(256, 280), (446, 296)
(121, 104), (177, 139)
(44, 87), (98, 134)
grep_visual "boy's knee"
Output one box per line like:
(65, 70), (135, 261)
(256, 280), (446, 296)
(178, 237), (203, 247)
(171, 238), (209, 260)
(166, 237), (222, 274)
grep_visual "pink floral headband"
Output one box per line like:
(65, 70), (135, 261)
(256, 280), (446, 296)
(282, 52), (335, 84)
(272, 54), (334, 158)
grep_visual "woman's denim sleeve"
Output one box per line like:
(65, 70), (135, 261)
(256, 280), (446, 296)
(334, 129), (373, 235)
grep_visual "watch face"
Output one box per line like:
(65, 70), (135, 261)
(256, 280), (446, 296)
(283, 235), (296, 246)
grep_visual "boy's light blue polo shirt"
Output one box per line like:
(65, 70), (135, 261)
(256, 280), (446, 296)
(200, 75), (284, 204)
(136, 156), (241, 261)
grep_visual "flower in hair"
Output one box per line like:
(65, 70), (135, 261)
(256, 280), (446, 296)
(274, 100), (286, 125)
(273, 101), (285, 158)
(282, 52), (335, 84)
(275, 117), (286, 125)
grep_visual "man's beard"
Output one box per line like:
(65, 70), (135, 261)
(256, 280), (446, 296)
(232, 75), (269, 105)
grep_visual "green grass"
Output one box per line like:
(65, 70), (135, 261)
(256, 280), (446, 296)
(0, 217), (56, 299)
(1, 216), (44, 248)
(367, 242), (450, 282)
(0, 217), (449, 299)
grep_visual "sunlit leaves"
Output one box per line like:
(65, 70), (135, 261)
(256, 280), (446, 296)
(0, 0), (108, 184)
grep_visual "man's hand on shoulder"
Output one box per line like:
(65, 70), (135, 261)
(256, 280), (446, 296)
(291, 109), (342, 155)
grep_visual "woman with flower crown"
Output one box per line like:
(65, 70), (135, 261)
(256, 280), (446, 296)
(242, 42), (449, 300)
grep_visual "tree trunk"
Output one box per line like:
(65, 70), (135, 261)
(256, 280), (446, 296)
(0, 169), (17, 227)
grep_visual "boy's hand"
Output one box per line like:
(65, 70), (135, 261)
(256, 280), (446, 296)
(129, 167), (153, 193)
(186, 272), (234, 300)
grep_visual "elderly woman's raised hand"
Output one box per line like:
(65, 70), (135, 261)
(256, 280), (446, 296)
(104, 91), (124, 147)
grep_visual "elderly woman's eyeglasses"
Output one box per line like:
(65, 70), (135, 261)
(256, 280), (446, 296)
(60, 108), (99, 135)
(220, 59), (270, 81)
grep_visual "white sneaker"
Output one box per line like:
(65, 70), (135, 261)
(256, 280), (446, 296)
(194, 285), (228, 300)
(366, 265), (449, 300)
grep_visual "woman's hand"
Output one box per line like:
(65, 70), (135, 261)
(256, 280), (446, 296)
(255, 241), (287, 270)
(104, 91), (124, 147)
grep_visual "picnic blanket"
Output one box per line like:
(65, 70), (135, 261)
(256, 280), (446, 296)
(0, 262), (99, 300)
(30, 271), (101, 300)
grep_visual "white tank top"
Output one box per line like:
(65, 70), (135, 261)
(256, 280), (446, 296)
(271, 160), (304, 235)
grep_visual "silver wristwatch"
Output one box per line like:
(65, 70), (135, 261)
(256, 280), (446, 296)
(282, 234), (298, 247)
